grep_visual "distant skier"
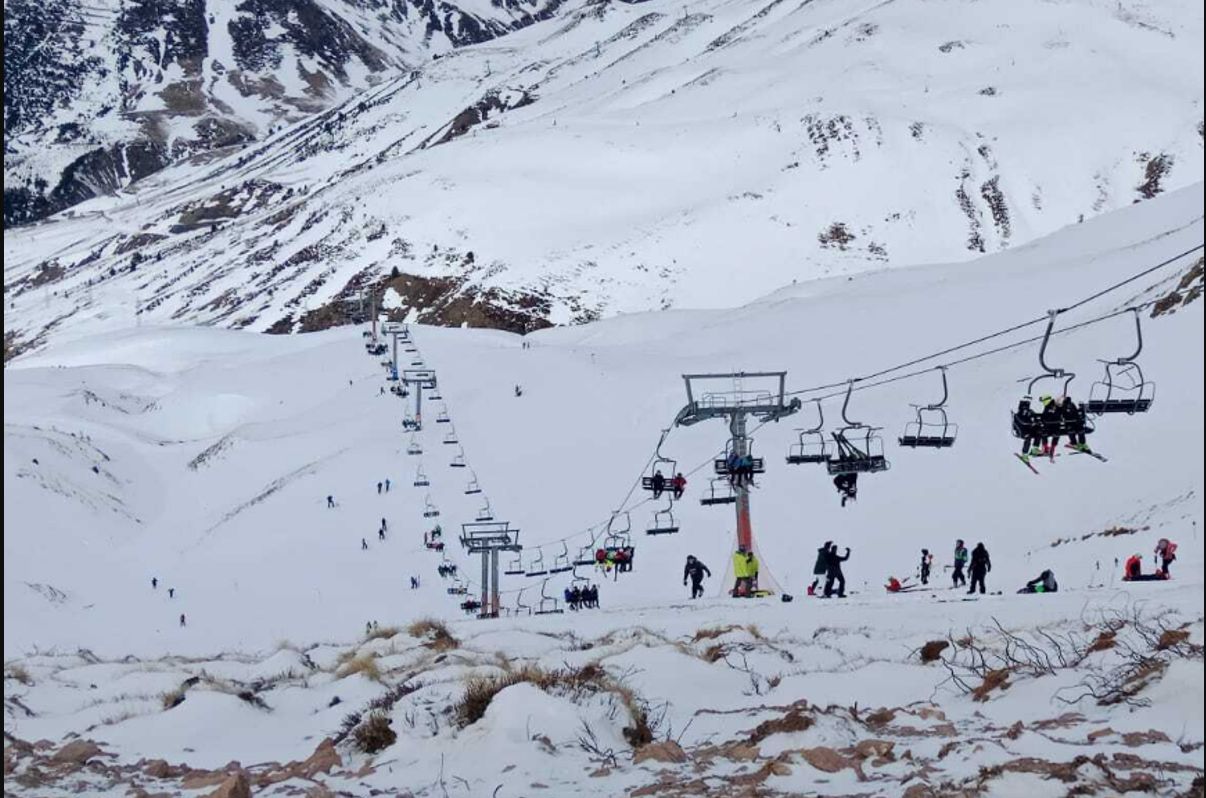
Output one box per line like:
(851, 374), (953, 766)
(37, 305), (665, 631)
(919, 549), (933, 585)
(833, 473), (857, 507)
(362, 538), (369, 550)
(671, 472), (687, 500)
(808, 541), (831, 595)
(381, 517), (388, 532)
(327, 495), (335, 508)
(514, 384), (523, 397)
(168, 588), (175, 599)
(378, 527), (386, 542)
(683, 555), (712, 599)
(385, 478), (391, 492)
(1155, 538), (1177, 577)
(824, 544), (850, 598)
(952, 540), (969, 588)
(968, 543), (991, 595)
(179, 613), (186, 627)
(410, 576), (420, 589)
(151, 577), (158, 590)
(377, 481), (383, 494)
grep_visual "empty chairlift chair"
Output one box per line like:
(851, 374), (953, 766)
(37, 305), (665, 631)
(899, 367), (958, 449)
(534, 580), (563, 615)
(450, 446), (467, 468)
(414, 465), (430, 487)
(786, 399), (829, 464)
(1087, 308), (1155, 415)
(511, 588), (532, 616)
(476, 497), (494, 522)
(464, 471), (483, 495)
(504, 551), (526, 576)
(406, 435), (422, 456)
(526, 548), (548, 577)
(423, 495), (440, 518)
(700, 477), (737, 506)
(646, 506), (680, 536)
(436, 408), (451, 424)
(827, 381), (890, 475)
(550, 542), (572, 574)
(444, 427), (459, 445)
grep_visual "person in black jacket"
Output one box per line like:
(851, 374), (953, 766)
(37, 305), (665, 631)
(683, 555), (712, 599)
(824, 544), (851, 598)
(968, 542), (991, 595)
(808, 541), (832, 595)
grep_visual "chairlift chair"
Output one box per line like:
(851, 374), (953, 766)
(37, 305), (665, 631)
(406, 435), (422, 456)
(1086, 308), (1155, 415)
(899, 367), (958, 448)
(826, 381), (890, 475)
(526, 548), (548, 577)
(640, 429), (678, 498)
(574, 541), (598, 567)
(550, 542), (572, 574)
(1012, 311), (1097, 442)
(700, 477), (737, 506)
(464, 471), (483, 495)
(423, 495), (440, 518)
(413, 465), (430, 487)
(646, 496), (679, 535)
(714, 440), (765, 477)
(443, 428), (459, 445)
(460, 598), (482, 615)
(534, 580), (564, 615)
(476, 498), (494, 522)
(447, 578), (468, 596)
(786, 399), (829, 464)
(450, 447), (467, 468)
(436, 408), (451, 424)
(429, 390), (443, 400)
(512, 588), (532, 616)
(504, 551), (526, 576)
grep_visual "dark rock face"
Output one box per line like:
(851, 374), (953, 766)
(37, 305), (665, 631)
(3, 0), (563, 227)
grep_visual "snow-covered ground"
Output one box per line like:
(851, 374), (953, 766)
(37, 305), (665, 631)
(4, 183), (1203, 794)
(5, 0), (1203, 351)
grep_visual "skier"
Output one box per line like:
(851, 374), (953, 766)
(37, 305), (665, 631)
(885, 576), (916, 593)
(1037, 395), (1059, 456)
(151, 577), (158, 590)
(564, 586), (577, 610)
(586, 584), (599, 608)
(952, 540), (969, 588)
(1155, 538), (1178, 577)
(725, 452), (741, 487)
(362, 538), (369, 550)
(824, 544), (850, 598)
(683, 555), (712, 599)
(168, 588), (175, 599)
(378, 527), (386, 542)
(385, 478), (391, 492)
(377, 481), (383, 494)
(651, 470), (666, 499)
(179, 613), (186, 627)
(381, 517), (388, 533)
(514, 384), (523, 397)
(327, 495), (335, 508)
(919, 549), (933, 585)
(571, 585), (583, 610)
(833, 473), (857, 507)
(671, 472), (687, 500)
(1059, 395), (1090, 452)
(968, 543), (991, 595)
(1018, 570), (1058, 594)
(1016, 397), (1043, 460)
(808, 541), (832, 595)
(410, 576), (420, 589)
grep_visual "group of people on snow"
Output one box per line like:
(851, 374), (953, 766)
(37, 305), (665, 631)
(807, 542), (851, 598)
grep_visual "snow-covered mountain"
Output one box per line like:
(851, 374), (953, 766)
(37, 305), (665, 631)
(3, 183), (1203, 795)
(3, 0), (1203, 356)
(2, 0), (564, 227)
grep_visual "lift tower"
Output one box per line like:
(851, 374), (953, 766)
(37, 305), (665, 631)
(460, 522), (522, 618)
(675, 372), (800, 556)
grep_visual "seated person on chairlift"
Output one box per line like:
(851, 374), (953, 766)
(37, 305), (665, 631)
(1059, 395), (1091, 453)
(651, 470), (666, 498)
(672, 472), (687, 499)
(833, 472), (857, 507)
(1018, 569), (1058, 594)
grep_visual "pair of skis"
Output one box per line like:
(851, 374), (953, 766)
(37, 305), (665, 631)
(1016, 443), (1108, 474)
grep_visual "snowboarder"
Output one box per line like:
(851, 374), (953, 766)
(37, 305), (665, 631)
(1155, 538), (1177, 577)
(809, 541), (832, 595)
(683, 555), (712, 599)
(168, 588), (175, 599)
(377, 481), (383, 494)
(671, 473), (687, 500)
(919, 549), (933, 585)
(151, 577), (158, 590)
(968, 543), (991, 595)
(833, 473), (857, 507)
(362, 538), (369, 550)
(651, 470), (666, 499)
(1018, 570), (1058, 594)
(327, 495), (335, 508)
(952, 540), (969, 588)
(179, 613), (186, 627)
(824, 544), (850, 598)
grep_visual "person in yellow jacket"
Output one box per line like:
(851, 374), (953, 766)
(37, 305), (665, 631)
(732, 548), (759, 597)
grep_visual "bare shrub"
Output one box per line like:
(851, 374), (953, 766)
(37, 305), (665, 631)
(337, 654), (382, 682)
(408, 618), (459, 651)
(352, 711), (396, 754)
(161, 689), (186, 710)
(5, 664), (33, 685)
(365, 625), (401, 642)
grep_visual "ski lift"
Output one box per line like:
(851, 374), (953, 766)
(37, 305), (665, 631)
(464, 471), (483, 495)
(504, 551), (526, 576)
(713, 440), (765, 477)
(450, 446), (467, 468)
(429, 389), (443, 400)
(476, 497), (494, 522)
(460, 598), (482, 615)
(1087, 308), (1155, 415)
(826, 381), (890, 475)
(550, 541), (572, 574)
(406, 435), (422, 456)
(423, 495), (440, 518)
(640, 429), (678, 498)
(699, 477), (737, 506)
(534, 580), (563, 615)
(1012, 311), (1096, 441)
(410, 358), (425, 367)
(786, 400), (829, 464)
(574, 539), (598, 567)
(511, 587), (532, 616)
(447, 578), (468, 596)
(645, 495), (680, 535)
(436, 408), (451, 424)
(604, 510), (632, 549)
(570, 564), (590, 589)
(402, 412), (419, 431)
(414, 465), (430, 487)
(899, 367), (958, 448)
(526, 548), (548, 577)
(443, 427), (459, 445)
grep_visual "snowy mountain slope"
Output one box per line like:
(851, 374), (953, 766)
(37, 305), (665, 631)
(2, 0), (565, 228)
(3, 184), (1203, 794)
(4, 0), (1203, 356)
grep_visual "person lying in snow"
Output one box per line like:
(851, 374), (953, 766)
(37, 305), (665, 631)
(1018, 569), (1058, 593)
(1123, 553), (1169, 582)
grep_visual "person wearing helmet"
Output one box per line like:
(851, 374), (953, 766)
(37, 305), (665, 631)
(1016, 397), (1043, 460)
(683, 555), (712, 599)
(1037, 394), (1059, 457)
(1058, 394), (1091, 452)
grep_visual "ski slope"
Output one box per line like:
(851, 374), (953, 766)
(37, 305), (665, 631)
(3, 186), (1204, 795)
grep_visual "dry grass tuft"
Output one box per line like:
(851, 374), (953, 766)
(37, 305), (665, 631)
(337, 654), (383, 682)
(408, 618), (459, 651)
(691, 625), (740, 643)
(5, 664), (33, 685)
(352, 710), (397, 754)
(161, 688), (186, 710)
(365, 625), (401, 642)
